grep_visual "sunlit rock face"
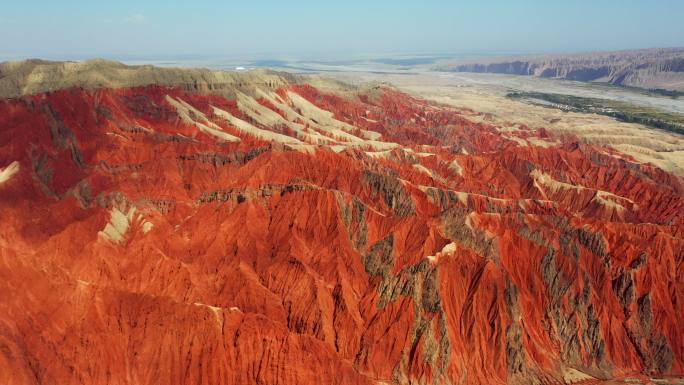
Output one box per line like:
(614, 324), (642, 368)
(0, 65), (682, 385)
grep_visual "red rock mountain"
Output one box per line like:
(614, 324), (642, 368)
(0, 61), (682, 385)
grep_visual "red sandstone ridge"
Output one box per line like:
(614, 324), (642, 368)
(0, 62), (683, 385)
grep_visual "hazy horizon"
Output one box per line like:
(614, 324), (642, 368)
(2, 0), (684, 62)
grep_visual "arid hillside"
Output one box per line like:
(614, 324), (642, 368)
(0, 60), (683, 385)
(434, 48), (684, 91)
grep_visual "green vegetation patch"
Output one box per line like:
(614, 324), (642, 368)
(507, 91), (684, 136)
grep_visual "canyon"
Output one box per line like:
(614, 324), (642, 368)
(0, 60), (683, 385)
(433, 48), (684, 91)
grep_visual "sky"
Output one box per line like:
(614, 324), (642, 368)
(1, 0), (683, 61)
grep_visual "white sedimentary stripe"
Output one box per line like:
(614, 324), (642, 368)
(212, 106), (304, 144)
(165, 95), (240, 142)
(0, 161), (20, 184)
(99, 206), (153, 244)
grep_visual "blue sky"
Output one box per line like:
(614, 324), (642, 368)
(1, 0), (683, 60)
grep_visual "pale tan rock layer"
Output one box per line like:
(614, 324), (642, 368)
(0, 58), (304, 98)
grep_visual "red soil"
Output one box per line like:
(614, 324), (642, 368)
(0, 83), (682, 385)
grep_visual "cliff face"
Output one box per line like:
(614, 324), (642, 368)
(0, 61), (683, 385)
(435, 48), (684, 91)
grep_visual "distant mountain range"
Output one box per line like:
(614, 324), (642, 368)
(434, 47), (684, 91)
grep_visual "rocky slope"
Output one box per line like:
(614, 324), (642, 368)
(434, 47), (684, 91)
(0, 58), (307, 99)
(0, 60), (683, 385)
